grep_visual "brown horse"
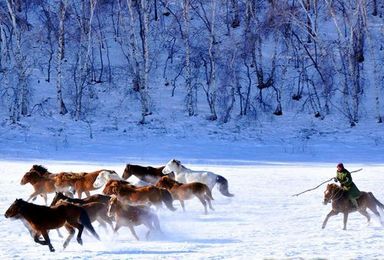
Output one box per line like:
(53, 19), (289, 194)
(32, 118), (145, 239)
(155, 176), (214, 214)
(50, 192), (113, 231)
(322, 183), (384, 230)
(107, 196), (161, 240)
(20, 165), (72, 205)
(103, 180), (177, 211)
(55, 169), (117, 198)
(122, 164), (166, 184)
(4, 199), (100, 252)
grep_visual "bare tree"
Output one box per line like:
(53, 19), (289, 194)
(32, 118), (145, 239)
(6, 0), (29, 122)
(56, 0), (68, 115)
(183, 0), (196, 116)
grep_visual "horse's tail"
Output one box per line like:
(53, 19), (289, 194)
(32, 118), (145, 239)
(160, 188), (177, 211)
(369, 192), (384, 209)
(79, 209), (100, 241)
(216, 175), (234, 197)
(204, 184), (214, 200)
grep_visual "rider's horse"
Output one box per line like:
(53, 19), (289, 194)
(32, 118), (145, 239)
(322, 183), (384, 230)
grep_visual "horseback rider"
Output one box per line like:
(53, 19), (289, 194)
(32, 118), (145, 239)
(334, 163), (361, 208)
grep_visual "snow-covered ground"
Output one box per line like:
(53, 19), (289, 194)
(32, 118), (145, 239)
(1, 160), (383, 259)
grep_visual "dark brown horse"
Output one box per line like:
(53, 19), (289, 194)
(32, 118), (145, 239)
(322, 183), (384, 230)
(155, 176), (214, 214)
(107, 196), (161, 240)
(122, 164), (166, 184)
(103, 180), (176, 211)
(20, 165), (72, 204)
(55, 169), (117, 198)
(4, 199), (100, 252)
(50, 192), (113, 231)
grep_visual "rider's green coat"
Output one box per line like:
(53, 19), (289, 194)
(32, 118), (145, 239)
(336, 169), (361, 199)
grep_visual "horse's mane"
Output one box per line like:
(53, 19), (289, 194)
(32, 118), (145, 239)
(328, 183), (343, 191)
(32, 165), (48, 174)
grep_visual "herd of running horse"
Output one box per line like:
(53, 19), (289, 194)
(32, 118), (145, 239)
(4, 159), (234, 252)
(6, 159), (384, 253)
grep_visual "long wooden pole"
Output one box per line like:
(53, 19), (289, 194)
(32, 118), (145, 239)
(292, 168), (363, 197)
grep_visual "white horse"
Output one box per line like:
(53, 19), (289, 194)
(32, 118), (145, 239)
(93, 170), (123, 188)
(162, 159), (234, 197)
(93, 170), (150, 189)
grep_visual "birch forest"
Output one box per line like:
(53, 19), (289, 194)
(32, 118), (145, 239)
(0, 0), (383, 126)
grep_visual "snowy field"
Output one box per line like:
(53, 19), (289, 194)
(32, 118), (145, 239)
(1, 160), (383, 259)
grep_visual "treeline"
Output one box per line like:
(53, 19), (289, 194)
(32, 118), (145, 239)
(0, 0), (382, 126)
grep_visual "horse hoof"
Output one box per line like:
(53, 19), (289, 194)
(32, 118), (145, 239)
(50, 247), (55, 252)
(77, 238), (83, 245)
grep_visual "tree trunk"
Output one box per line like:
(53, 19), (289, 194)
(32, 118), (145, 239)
(183, 0), (195, 116)
(56, 0), (68, 115)
(7, 0), (29, 121)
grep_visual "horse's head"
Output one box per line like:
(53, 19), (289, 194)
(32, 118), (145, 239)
(50, 192), (66, 206)
(5, 199), (23, 218)
(20, 169), (40, 185)
(122, 164), (132, 180)
(103, 180), (119, 195)
(163, 159), (181, 174)
(155, 176), (173, 189)
(323, 183), (340, 205)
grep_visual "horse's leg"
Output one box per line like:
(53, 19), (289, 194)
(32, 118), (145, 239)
(128, 225), (140, 240)
(41, 230), (55, 252)
(56, 228), (63, 238)
(322, 210), (338, 229)
(143, 221), (154, 240)
(179, 200), (185, 212)
(196, 195), (208, 214)
(27, 191), (40, 202)
(96, 218), (108, 232)
(63, 224), (75, 249)
(71, 223), (84, 245)
(42, 193), (48, 205)
(343, 212), (349, 230)
(34, 233), (48, 245)
(204, 194), (214, 211)
(358, 208), (371, 224)
(85, 191), (91, 197)
(99, 213), (114, 231)
(367, 204), (384, 225)
(113, 221), (121, 234)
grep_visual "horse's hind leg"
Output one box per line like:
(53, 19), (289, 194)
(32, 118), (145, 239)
(42, 193), (48, 205)
(56, 228), (63, 238)
(179, 200), (185, 212)
(128, 225), (140, 240)
(71, 223), (84, 245)
(358, 209), (371, 224)
(322, 210), (338, 229)
(343, 212), (349, 230)
(34, 233), (48, 245)
(143, 221), (155, 240)
(196, 195), (208, 214)
(204, 194), (214, 211)
(41, 231), (55, 252)
(368, 205), (384, 225)
(63, 224), (75, 249)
